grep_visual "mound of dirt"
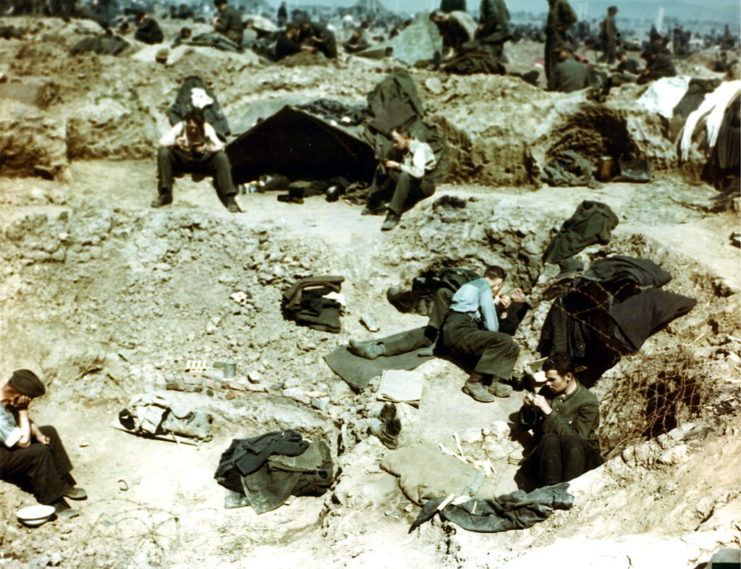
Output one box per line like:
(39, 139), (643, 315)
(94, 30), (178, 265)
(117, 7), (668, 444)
(0, 18), (739, 569)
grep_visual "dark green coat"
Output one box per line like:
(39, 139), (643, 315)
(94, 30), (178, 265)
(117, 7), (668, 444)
(546, 0), (577, 32)
(214, 5), (243, 46)
(478, 0), (511, 43)
(554, 56), (589, 93)
(521, 382), (600, 451)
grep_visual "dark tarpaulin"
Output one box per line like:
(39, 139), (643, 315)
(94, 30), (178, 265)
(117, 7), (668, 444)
(226, 106), (376, 185)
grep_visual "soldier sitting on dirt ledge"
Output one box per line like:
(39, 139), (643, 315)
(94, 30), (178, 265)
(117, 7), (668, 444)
(363, 128), (437, 231)
(0, 370), (87, 519)
(152, 108), (240, 213)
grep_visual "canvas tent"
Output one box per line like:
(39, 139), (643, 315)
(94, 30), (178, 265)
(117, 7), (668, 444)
(226, 106), (376, 184)
(357, 13), (443, 66)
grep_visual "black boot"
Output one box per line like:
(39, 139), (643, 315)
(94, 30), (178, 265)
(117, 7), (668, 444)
(151, 192), (172, 208)
(381, 211), (401, 231)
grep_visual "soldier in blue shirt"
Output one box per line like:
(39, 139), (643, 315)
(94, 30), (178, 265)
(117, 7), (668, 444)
(441, 266), (520, 402)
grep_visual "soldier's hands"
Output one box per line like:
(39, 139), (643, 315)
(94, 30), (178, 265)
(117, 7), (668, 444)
(11, 395), (31, 409)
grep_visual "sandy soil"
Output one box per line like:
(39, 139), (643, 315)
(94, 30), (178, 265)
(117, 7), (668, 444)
(0, 16), (739, 569)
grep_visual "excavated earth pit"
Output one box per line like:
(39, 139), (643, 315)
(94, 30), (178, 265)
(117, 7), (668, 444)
(0, 17), (739, 569)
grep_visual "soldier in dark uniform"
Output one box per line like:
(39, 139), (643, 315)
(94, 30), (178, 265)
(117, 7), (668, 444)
(553, 45), (589, 92)
(134, 10), (164, 45)
(545, 0), (577, 90)
(299, 20), (338, 59)
(476, 0), (511, 60)
(277, 1), (287, 27)
(213, 0), (243, 48)
(638, 47), (677, 84)
(518, 353), (602, 488)
(599, 5), (618, 64)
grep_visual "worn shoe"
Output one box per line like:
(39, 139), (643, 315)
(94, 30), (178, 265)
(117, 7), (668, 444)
(56, 507), (80, 520)
(381, 211), (401, 231)
(487, 382), (513, 398)
(348, 339), (386, 360)
(64, 486), (87, 501)
(462, 380), (496, 403)
(224, 198), (241, 213)
(375, 403), (401, 449)
(361, 204), (385, 216)
(52, 499), (80, 520)
(150, 194), (172, 208)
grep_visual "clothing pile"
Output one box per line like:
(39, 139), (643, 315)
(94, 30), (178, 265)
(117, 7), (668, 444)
(282, 275), (345, 333)
(442, 50), (506, 75)
(542, 150), (599, 188)
(69, 34), (129, 56)
(167, 76), (231, 141)
(214, 430), (333, 514)
(409, 483), (574, 533)
(387, 267), (479, 315)
(542, 200), (619, 275)
(538, 255), (696, 385)
(118, 393), (213, 441)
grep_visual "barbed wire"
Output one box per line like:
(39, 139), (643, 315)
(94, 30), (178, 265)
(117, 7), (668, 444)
(540, 277), (709, 457)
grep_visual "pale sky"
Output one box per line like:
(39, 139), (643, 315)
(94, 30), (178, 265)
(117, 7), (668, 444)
(268, 0), (741, 24)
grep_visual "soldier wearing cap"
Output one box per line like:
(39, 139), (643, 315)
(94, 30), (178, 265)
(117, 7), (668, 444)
(0, 370), (86, 519)
(213, 0), (244, 48)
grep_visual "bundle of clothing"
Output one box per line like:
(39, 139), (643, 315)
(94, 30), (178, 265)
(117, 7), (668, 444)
(282, 275), (345, 333)
(538, 255), (697, 385)
(69, 33), (129, 56)
(542, 200), (619, 276)
(542, 150), (599, 188)
(386, 267), (479, 315)
(442, 49), (506, 75)
(214, 430), (333, 514)
(409, 483), (574, 533)
(118, 393), (213, 441)
(167, 75), (231, 141)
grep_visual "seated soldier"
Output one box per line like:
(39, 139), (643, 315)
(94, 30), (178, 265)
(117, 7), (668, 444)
(553, 45), (589, 93)
(518, 353), (602, 488)
(349, 276), (527, 360)
(638, 47), (677, 84)
(134, 10), (163, 45)
(440, 266), (519, 401)
(364, 128), (437, 231)
(343, 28), (371, 54)
(0, 370), (87, 519)
(299, 19), (338, 59)
(152, 108), (240, 212)
(212, 0), (243, 48)
(615, 49), (641, 75)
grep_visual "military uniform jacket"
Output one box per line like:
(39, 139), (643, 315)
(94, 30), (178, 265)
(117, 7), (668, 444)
(547, 0), (577, 32)
(522, 382), (600, 451)
(215, 5), (243, 46)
